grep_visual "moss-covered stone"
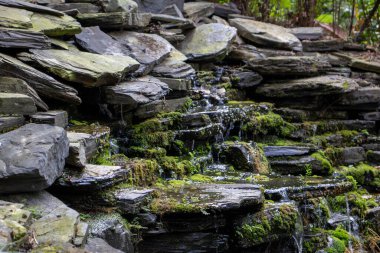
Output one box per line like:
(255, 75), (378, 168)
(339, 163), (380, 189)
(30, 13), (81, 37)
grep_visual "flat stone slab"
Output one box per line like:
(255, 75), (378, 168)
(135, 0), (184, 13)
(256, 75), (359, 98)
(152, 58), (195, 79)
(350, 59), (380, 74)
(264, 146), (313, 157)
(85, 238), (124, 253)
(47, 3), (100, 13)
(179, 23), (237, 61)
(289, 27), (323, 40)
(134, 97), (191, 120)
(248, 56), (331, 77)
(0, 116), (24, 133)
(114, 189), (154, 214)
(0, 52), (81, 105)
(0, 93), (36, 115)
(0, 0), (64, 17)
(339, 87), (380, 107)
(0, 28), (50, 49)
(0, 123), (69, 193)
(229, 18), (302, 51)
(77, 12), (151, 30)
(110, 31), (173, 75)
(30, 13), (82, 37)
(18, 49), (140, 87)
(103, 76), (169, 109)
(183, 2), (214, 21)
(0, 6), (33, 29)
(150, 183), (263, 215)
(302, 39), (344, 52)
(30, 110), (68, 128)
(56, 164), (128, 191)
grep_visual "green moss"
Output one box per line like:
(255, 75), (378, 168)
(340, 163), (379, 188)
(328, 227), (352, 246)
(189, 174), (214, 183)
(311, 151), (334, 175)
(159, 156), (199, 178)
(308, 130), (360, 148)
(128, 146), (166, 159)
(326, 236), (346, 253)
(127, 159), (159, 186)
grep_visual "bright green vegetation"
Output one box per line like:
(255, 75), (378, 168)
(311, 151), (334, 175)
(339, 163), (380, 189)
(308, 130), (361, 148)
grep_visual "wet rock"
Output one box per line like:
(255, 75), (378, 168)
(85, 238), (124, 253)
(76, 12), (151, 30)
(0, 76), (48, 111)
(0, 29), (50, 49)
(179, 23), (236, 61)
(0, 116), (24, 133)
(151, 184), (263, 215)
(114, 189), (154, 215)
(264, 146), (313, 157)
(351, 71), (380, 85)
(0, 93), (36, 115)
(0, 0), (64, 17)
(152, 58), (195, 79)
(73, 222), (89, 247)
(30, 13), (82, 37)
(176, 123), (223, 140)
(134, 0), (184, 13)
(18, 49), (139, 87)
(30, 110), (68, 128)
(248, 56), (331, 77)
(302, 39), (344, 52)
(269, 155), (329, 175)
(229, 18), (302, 51)
(234, 202), (299, 248)
(0, 123), (68, 193)
(366, 207), (380, 234)
(136, 213), (157, 227)
(340, 147), (366, 165)
(363, 112), (380, 121)
(47, 3), (100, 13)
(101, 0), (138, 13)
(217, 141), (269, 173)
(103, 76), (169, 109)
(138, 233), (229, 253)
(88, 213), (134, 252)
(134, 97), (191, 120)
(350, 59), (380, 74)
(256, 75), (359, 98)
(56, 164), (128, 191)
(183, 2), (214, 21)
(160, 4), (183, 17)
(289, 27), (323, 40)
(0, 53), (81, 104)
(231, 71), (263, 88)
(110, 31), (173, 75)
(151, 14), (195, 30)
(227, 44), (265, 62)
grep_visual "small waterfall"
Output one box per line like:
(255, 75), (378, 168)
(292, 211), (304, 253)
(277, 187), (290, 202)
(345, 194), (354, 253)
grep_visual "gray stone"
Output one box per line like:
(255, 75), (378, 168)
(18, 49), (140, 87)
(134, 97), (191, 120)
(152, 58), (195, 79)
(0, 93), (36, 115)
(134, 0), (184, 13)
(110, 31), (173, 75)
(256, 75), (359, 98)
(85, 237), (124, 253)
(367, 151), (380, 163)
(46, 3), (100, 13)
(227, 44), (265, 62)
(0, 116), (24, 133)
(363, 112), (380, 121)
(114, 189), (154, 214)
(264, 146), (313, 157)
(101, 0), (138, 13)
(229, 18), (302, 51)
(0, 6), (33, 29)
(77, 12), (151, 30)
(302, 39), (344, 52)
(151, 14), (195, 29)
(159, 4), (183, 17)
(30, 110), (68, 128)
(366, 207), (380, 234)
(269, 155), (330, 175)
(0, 76), (48, 111)
(73, 222), (89, 247)
(341, 147), (366, 165)
(30, 12), (82, 37)
(56, 164), (129, 191)
(289, 27), (323, 40)
(179, 23), (236, 61)
(248, 56), (331, 77)
(183, 2), (214, 21)
(103, 76), (169, 109)
(214, 2), (240, 18)
(176, 123), (223, 140)
(338, 87), (380, 110)
(0, 0), (64, 16)
(0, 123), (69, 193)
(156, 77), (191, 91)
(231, 71), (262, 88)
(0, 28), (50, 49)
(0, 53), (81, 105)
(350, 59), (380, 74)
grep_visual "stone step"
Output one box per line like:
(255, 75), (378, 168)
(263, 145), (314, 157)
(30, 110), (68, 128)
(0, 116), (24, 133)
(0, 92), (36, 115)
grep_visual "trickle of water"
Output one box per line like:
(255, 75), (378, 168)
(191, 139), (195, 151)
(345, 194), (354, 253)
(292, 212), (304, 253)
(277, 188), (290, 202)
(224, 122), (234, 140)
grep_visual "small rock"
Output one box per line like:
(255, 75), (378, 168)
(302, 39), (344, 52)
(183, 2), (214, 21)
(30, 110), (68, 128)
(289, 27), (324, 40)
(0, 28), (50, 49)
(134, 0), (184, 13)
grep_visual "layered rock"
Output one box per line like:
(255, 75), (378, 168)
(0, 123), (69, 193)
(0, 29), (50, 49)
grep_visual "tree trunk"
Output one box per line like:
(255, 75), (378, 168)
(355, 0), (380, 41)
(348, 0), (356, 37)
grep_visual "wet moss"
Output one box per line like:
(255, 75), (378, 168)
(340, 163), (379, 188)
(158, 156), (199, 178)
(128, 146), (167, 159)
(189, 174), (214, 183)
(326, 236), (346, 253)
(311, 151), (334, 175)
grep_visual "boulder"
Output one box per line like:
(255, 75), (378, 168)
(248, 56), (331, 77)
(18, 49), (140, 87)
(30, 110), (68, 128)
(229, 18), (302, 51)
(0, 6), (33, 29)
(85, 238), (125, 253)
(76, 12), (151, 30)
(183, 2), (214, 21)
(75, 26), (130, 56)
(0, 93), (36, 115)
(102, 76), (169, 109)
(134, 0), (184, 13)
(289, 27), (323, 40)
(56, 164), (129, 191)
(0, 77), (48, 111)
(110, 31), (173, 75)
(30, 13), (82, 37)
(0, 123), (69, 193)
(0, 53), (81, 104)
(0, 29), (50, 49)
(179, 23), (236, 61)
(302, 39), (344, 52)
(350, 59), (380, 74)
(256, 75), (359, 98)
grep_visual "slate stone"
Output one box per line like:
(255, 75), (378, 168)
(30, 110), (68, 128)
(85, 238), (125, 253)
(0, 6), (33, 29)
(30, 13), (82, 37)
(134, 0), (184, 13)
(0, 93), (36, 115)
(0, 116), (24, 133)
(183, 2), (215, 21)
(47, 3), (101, 13)
(350, 59), (380, 74)
(0, 29), (50, 49)
(18, 49), (140, 87)
(302, 39), (344, 52)
(0, 123), (69, 193)
(264, 146), (313, 157)
(0, 0), (64, 17)
(289, 27), (323, 40)
(229, 18), (302, 51)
